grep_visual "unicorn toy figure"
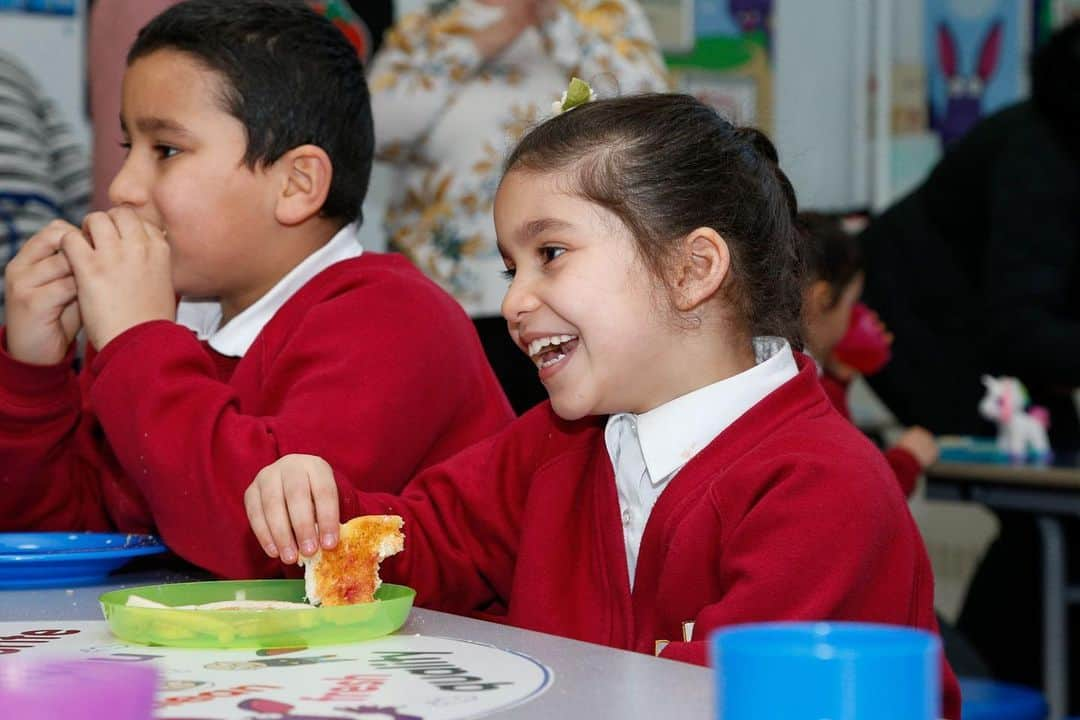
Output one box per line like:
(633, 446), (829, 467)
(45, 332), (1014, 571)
(978, 375), (1051, 460)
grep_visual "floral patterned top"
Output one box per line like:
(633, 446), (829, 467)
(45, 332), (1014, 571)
(370, 0), (669, 317)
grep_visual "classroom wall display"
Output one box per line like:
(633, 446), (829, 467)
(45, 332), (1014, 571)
(925, 0), (1026, 146)
(645, 0), (774, 130)
(0, 621), (553, 719)
(639, 0), (696, 52)
(0, 0), (76, 14)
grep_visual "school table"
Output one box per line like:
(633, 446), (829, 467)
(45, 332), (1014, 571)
(926, 449), (1080, 720)
(0, 563), (713, 719)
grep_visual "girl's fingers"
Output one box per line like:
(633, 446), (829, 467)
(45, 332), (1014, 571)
(284, 474), (319, 558)
(258, 474), (299, 565)
(312, 477), (340, 549)
(244, 485), (278, 558)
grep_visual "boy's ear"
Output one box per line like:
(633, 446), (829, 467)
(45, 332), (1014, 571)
(672, 226), (730, 312)
(804, 280), (834, 320)
(274, 144), (333, 226)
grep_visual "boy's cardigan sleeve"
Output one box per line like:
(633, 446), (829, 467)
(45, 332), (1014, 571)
(0, 330), (112, 531)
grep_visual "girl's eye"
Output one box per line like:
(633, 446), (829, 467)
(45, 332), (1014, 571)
(541, 246), (565, 264)
(119, 141), (132, 153)
(156, 145), (180, 159)
(500, 267), (516, 281)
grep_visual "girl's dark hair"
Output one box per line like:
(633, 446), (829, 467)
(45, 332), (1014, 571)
(129, 0), (373, 224)
(798, 211), (863, 307)
(503, 93), (805, 348)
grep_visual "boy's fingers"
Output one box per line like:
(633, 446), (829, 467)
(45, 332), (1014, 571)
(9, 220), (78, 269)
(258, 475), (299, 565)
(59, 228), (94, 271)
(312, 478), (340, 549)
(29, 253), (76, 287)
(81, 211), (121, 253)
(284, 476), (319, 558)
(244, 485), (278, 558)
(108, 207), (149, 246)
(42, 276), (79, 309)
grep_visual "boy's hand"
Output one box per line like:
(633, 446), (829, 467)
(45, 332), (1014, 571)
(4, 220), (83, 365)
(60, 208), (176, 351)
(894, 426), (940, 469)
(245, 454), (341, 565)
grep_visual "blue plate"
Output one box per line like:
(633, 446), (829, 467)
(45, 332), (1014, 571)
(0, 533), (168, 589)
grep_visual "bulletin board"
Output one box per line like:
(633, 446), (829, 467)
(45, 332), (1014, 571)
(640, 0), (774, 130)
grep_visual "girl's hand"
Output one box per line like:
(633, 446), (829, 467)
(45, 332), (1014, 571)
(894, 426), (940, 469)
(60, 208), (176, 350)
(4, 220), (83, 366)
(245, 454), (340, 564)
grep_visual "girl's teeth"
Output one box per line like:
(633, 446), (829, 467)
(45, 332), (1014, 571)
(528, 334), (577, 357)
(537, 352), (566, 369)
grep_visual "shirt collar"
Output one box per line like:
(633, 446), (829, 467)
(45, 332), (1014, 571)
(606, 337), (798, 485)
(176, 222), (363, 357)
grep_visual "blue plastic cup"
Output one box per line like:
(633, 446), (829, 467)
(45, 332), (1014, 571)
(710, 621), (940, 720)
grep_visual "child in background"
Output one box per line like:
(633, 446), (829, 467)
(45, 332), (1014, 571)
(0, 0), (512, 579)
(247, 93), (960, 719)
(798, 211), (939, 496)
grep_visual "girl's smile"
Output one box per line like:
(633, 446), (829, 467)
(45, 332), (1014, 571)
(495, 169), (735, 420)
(527, 333), (580, 377)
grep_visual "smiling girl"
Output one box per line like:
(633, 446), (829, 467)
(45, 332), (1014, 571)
(247, 93), (959, 718)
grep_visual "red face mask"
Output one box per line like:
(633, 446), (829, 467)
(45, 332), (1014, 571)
(832, 302), (892, 375)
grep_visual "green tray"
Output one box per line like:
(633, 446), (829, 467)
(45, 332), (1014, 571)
(99, 579), (414, 648)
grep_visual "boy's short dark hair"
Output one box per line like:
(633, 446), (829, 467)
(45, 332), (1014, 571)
(129, 0), (373, 224)
(797, 211), (862, 306)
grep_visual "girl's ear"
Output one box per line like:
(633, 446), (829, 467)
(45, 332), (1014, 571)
(672, 226), (730, 312)
(275, 144), (333, 226)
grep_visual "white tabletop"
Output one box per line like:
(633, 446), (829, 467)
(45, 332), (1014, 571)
(0, 565), (713, 719)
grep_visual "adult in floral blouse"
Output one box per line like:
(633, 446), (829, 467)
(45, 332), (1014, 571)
(370, 0), (669, 413)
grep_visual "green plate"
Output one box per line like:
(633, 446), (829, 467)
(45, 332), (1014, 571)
(99, 579), (414, 648)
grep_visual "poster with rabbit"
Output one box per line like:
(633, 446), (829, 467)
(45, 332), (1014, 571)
(925, 0), (1027, 146)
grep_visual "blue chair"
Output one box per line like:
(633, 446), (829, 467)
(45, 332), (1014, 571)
(960, 677), (1048, 720)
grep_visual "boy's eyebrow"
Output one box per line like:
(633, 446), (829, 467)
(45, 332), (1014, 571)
(119, 115), (193, 137)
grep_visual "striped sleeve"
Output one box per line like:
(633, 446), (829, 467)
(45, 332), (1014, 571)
(0, 50), (90, 320)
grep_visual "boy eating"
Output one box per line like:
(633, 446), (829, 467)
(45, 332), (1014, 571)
(0, 0), (512, 578)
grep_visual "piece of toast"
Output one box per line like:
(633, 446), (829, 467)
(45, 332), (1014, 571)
(301, 515), (404, 606)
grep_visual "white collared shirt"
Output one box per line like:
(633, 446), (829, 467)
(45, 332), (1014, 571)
(604, 337), (798, 588)
(175, 222), (363, 357)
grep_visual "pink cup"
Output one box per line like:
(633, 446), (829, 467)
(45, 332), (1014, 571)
(833, 302), (892, 376)
(0, 659), (157, 720)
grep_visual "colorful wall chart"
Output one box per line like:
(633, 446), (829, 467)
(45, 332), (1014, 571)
(642, 0), (774, 130)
